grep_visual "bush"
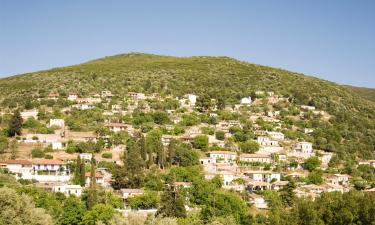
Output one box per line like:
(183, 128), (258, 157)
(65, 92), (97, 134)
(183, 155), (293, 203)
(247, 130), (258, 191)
(102, 152), (112, 159)
(31, 148), (45, 158)
(215, 131), (225, 140)
(128, 191), (159, 210)
(44, 154), (53, 159)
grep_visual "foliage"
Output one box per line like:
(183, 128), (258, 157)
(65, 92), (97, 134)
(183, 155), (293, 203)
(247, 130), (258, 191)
(7, 110), (22, 137)
(0, 187), (53, 225)
(156, 185), (186, 218)
(128, 191), (159, 210)
(304, 156), (321, 172)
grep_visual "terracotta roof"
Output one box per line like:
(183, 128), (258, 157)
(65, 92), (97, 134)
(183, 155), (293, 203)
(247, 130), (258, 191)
(85, 172), (104, 178)
(120, 188), (144, 193)
(240, 153), (270, 158)
(32, 159), (66, 165)
(0, 159), (32, 165)
(208, 151), (236, 155)
(105, 123), (127, 128)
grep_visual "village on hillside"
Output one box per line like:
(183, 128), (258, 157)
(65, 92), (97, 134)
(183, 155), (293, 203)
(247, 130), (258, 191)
(1, 89), (374, 215)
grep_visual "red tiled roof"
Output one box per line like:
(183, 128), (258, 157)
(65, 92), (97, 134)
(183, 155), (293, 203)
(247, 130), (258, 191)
(32, 159), (66, 165)
(0, 160), (32, 165)
(85, 172), (104, 178)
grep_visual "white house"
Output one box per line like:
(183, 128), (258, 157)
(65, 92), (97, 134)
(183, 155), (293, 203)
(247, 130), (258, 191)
(85, 172), (105, 187)
(0, 160), (32, 174)
(257, 136), (279, 146)
(301, 105), (316, 111)
(200, 157), (216, 165)
(101, 90), (113, 98)
(267, 131), (285, 141)
(32, 159), (68, 175)
(244, 171), (281, 182)
(128, 92), (146, 100)
(24, 134), (63, 150)
(186, 94), (197, 106)
(52, 184), (82, 197)
(120, 189), (144, 199)
(21, 109), (38, 120)
(72, 103), (95, 110)
(249, 194), (268, 209)
(358, 160), (375, 168)
(295, 142), (313, 153)
(304, 128), (314, 134)
(105, 123), (127, 132)
(67, 94), (78, 101)
(239, 154), (272, 164)
(240, 97), (252, 105)
(79, 153), (93, 162)
(327, 174), (350, 186)
(207, 151), (237, 163)
(49, 119), (65, 128)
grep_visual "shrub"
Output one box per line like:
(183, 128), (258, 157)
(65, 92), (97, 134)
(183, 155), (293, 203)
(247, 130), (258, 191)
(102, 152), (112, 159)
(31, 148), (45, 158)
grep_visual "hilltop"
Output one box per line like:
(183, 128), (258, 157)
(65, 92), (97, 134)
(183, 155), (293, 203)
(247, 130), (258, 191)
(0, 53), (374, 158)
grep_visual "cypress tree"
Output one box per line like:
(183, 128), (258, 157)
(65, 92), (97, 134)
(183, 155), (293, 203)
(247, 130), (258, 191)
(156, 184), (186, 218)
(74, 155), (81, 185)
(79, 159), (86, 187)
(8, 110), (23, 137)
(87, 155), (97, 209)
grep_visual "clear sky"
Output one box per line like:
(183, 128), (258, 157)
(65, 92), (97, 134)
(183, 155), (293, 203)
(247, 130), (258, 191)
(1, 0), (374, 87)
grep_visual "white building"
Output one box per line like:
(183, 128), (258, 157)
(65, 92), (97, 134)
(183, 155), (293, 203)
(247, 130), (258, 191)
(24, 134), (63, 150)
(67, 94), (78, 101)
(301, 105), (316, 111)
(245, 171), (281, 182)
(207, 151), (237, 163)
(105, 123), (127, 132)
(239, 154), (272, 163)
(21, 109), (38, 120)
(327, 174), (350, 186)
(240, 97), (252, 105)
(120, 189), (144, 199)
(53, 184), (82, 196)
(267, 131), (285, 141)
(186, 94), (197, 106)
(32, 159), (68, 175)
(0, 160), (32, 174)
(101, 90), (113, 98)
(49, 119), (65, 128)
(295, 142), (313, 153)
(257, 136), (279, 146)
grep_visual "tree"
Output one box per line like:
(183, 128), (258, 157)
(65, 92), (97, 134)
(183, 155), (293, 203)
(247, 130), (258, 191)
(7, 110), (23, 137)
(215, 131), (225, 141)
(59, 196), (85, 225)
(156, 184), (186, 218)
(73, 155), (85, 186)
(127, 191), (159, 209)
(280, 180), (296, 207)
(304, 156), (321, 172)
(307, 170), (323, 185)
(81, 204), (115, 225)
(9, 139), (18, 160)
(201, 190), (251, 225)
(138, 134), (147, 161)
(0, 187), (53, 225)
(0, 136), (9, 154)
(87, 155), (97, 209)
(239, 140), (260, 153)
(192, 135), (208, 150)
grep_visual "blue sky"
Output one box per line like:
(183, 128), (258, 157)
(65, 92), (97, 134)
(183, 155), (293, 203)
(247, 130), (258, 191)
(1, 0), (374, 87)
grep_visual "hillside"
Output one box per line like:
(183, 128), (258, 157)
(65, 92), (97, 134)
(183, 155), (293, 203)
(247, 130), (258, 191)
(0, 53), (374, 158)
(344, 85), (375, 103)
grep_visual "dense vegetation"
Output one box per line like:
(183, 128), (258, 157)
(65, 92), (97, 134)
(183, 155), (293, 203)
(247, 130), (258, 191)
(0, 53), (374, 159)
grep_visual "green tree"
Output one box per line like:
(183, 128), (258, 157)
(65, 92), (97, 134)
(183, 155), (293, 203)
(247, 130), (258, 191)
(7, 110), (23, 137)
(81, 204), (115, 225)
(156, 184), (186, 218)
(192, 135), (208, 150)
(0, 187), (53, 225)
(87, 155), (97, 209)
(304, 156), (321, 172)
(58, 196), (85, 225)
(307, 170), (323, 185)
(239, 140), (260, 153)
(127, 191), (159, 210)
(9, 139), (18, 160)
(215, 131), (225, 141)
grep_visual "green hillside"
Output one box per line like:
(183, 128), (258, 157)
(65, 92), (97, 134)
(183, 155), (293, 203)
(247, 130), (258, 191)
(0, 53), (374, 158)
(344, 85), (375, 103)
